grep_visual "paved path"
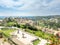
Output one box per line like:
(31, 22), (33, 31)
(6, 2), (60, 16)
(13, 30), (38, 45)
(12, 38), (25, 45)
(38, 39), (47, 45)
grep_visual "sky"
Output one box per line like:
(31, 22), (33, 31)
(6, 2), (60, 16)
(0, 0), (60, 16)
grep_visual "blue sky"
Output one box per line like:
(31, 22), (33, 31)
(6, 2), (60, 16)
(0, 0), (60, 16)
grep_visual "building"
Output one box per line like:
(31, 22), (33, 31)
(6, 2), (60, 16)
(56, 32), (60, 38)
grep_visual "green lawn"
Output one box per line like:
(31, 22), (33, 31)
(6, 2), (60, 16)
(34, 31), (53, 39)
(25, 29), (53, 40)
(3, 30), (15, 36)
(33, 39), (40, 45)
(0, 28), (16, 37)
(46, 43), (50, 45)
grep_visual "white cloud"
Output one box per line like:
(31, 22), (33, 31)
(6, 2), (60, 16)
(0, 0), (60, 16)
(0, 0), (40, 10)
(0, 0), (23, 8)
(0, 0), (60, 10)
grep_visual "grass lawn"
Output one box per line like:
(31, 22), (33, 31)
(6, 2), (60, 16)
(34, 31), (53, 39)
(7, 22), (16, 25)
(3, 30), (15, 36)
(46, 43), (50, 45)
(0, 29), (16, 37)
(25, 29), (53, 40)
(33, 39), (40, 45)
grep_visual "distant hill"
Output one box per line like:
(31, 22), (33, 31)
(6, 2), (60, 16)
(0, 16), (6, 20)
(0, 15), (60, 20)
(18, 15), (60, 20)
